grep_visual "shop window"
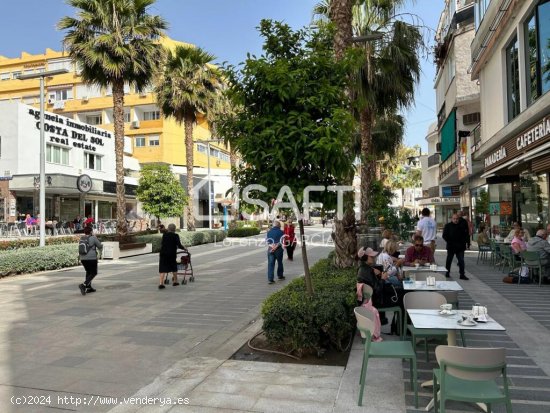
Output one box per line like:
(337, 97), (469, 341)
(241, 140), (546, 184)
(46, 144), (69, 166)
(84, 152), (102, 171)
(506, 36), (521, 121)
(519, 173), (548, 234)
(488, 183), (513, 237)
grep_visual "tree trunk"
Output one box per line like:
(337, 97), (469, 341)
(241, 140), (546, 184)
(360, 107), (374, 223)
(184, 116), (195, 231)
(329, 0), (354, 60)
(332, 208), (357, 268)
(330, 0), (357, 268)
(112, 80), (128, 238)
(298, 218), (313, 296)
(230, 147), (239, 217)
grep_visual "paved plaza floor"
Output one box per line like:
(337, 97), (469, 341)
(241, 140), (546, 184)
(1, 228), (550, 412)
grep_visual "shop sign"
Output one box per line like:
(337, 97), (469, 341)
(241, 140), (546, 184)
(430, 197), (460, 203)
(485, 114), (550, 172)
(484, 146), (507, 168)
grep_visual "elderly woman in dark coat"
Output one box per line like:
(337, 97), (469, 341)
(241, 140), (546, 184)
(158, 224), (185, 289)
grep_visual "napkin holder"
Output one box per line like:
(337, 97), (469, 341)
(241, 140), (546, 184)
(426, 275), (436, 286)
(472, 304), (488, 322)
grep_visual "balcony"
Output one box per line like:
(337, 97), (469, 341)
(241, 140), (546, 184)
(428, 153), (441, 168)
(439, 152), (458, 184)
(471, 123), (481, 154)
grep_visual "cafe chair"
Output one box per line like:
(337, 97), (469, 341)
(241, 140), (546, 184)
(404, 292), (448, 362)
(476, 241), (492, 265)
(489, 239), (501, 266)
(360, 284), (403, 340)
(354, 306), (418, 408)
(433, 345), (512, 413)
(520, 250), (544, 287)
(499, 246), (515, 274)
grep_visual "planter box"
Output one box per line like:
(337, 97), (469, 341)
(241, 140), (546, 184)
(102, 241), (152, 260)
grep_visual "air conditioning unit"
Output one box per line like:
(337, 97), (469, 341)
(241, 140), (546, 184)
(53, 101), (65, 110)
(81, 95), (89, 102)
(131, 120), (140, 129)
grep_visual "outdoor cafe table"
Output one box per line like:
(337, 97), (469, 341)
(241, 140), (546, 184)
(407, 309), (506, 411)
(402, 265), (448, 275)
(403, 280), (463, 291)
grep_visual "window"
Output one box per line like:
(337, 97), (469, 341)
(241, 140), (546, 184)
(86, 114), (102, 125)
(46, 145), (69, 165)
(49, 88), (72, 102)
(0, 73), (9, 81)
(143, 110), (160, 121)
(84, 152), (102, 171)
(135, 136), (146, 147)
(220, 152), (230, 162)
(524, 1), (550, 106)
(48, 59), (73, 72)
(538, 1), (550, 95)
(197, 143), (207, 153)
(12, 71), (21, 79)
(148, 136), (160, 146)
(506, 36), (521, 121)
(475, 0), (493, 31)
(0, 136), (2, 158)
(124, 112), (131, 122)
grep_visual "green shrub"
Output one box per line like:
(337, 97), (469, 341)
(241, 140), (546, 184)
(228, 227), (261, 237)
(0, 244), (80, 277)
(0, 229), (226, 277)
(261, 257), (357, 356)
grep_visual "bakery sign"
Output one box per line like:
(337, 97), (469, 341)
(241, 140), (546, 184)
(485, 114), (550, 172)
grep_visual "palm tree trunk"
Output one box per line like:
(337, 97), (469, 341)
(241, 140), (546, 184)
(360, 107), (374, 222)
(330, 0), (357, 268)
(112, 79), (128, 238)
(184, 116), (195, 231)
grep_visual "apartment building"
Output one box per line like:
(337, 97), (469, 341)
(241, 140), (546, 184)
(0, 37), (231, 225)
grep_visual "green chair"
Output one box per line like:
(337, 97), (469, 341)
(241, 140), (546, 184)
(433, 345), (512, 413)
(489, 239), (501, 266)
(354, 306), (418, 408)
(403, 292), (448, 362)
(521, 250), (545, 286)
(499, 246), (515, 274)
(361, 283), (403, 340)
(476, 235), (491, 264)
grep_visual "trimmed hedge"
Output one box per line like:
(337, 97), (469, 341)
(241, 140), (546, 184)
(0, 236), (80, 251)
(227, 227), (261, 237)
(261, 258), (357, 357)
(0, 229), (226, 277)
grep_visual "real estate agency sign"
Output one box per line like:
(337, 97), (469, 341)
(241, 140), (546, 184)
(19, 103), (115, 178)
(484, 115), (550, 172)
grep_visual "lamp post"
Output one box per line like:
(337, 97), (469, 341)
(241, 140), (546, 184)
(19, 68), (69, 247)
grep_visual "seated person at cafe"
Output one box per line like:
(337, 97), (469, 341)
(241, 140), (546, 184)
(511, 228), (527, 255)
(376, 240), (403, 286)
(83, 215), (95, 227)
(527, 229), (550, 276)
(476, 224), (490, 247)
(505, 221), (530, 242)
(404, 235), (435, 266)
(73, 215), (83, 231)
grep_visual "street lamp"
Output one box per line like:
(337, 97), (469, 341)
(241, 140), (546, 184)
(19, 68), (69, 247)
(350, 32), (384, 43)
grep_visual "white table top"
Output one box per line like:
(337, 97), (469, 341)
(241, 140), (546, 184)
(403, 280), (463, 291)
(402, 265), (447, 273)
(407, 309), (506, 331)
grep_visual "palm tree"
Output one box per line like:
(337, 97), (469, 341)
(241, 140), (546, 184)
(155, 45), (221, 231)
(352, 0), (422, 221)
(58, 0), (167, 238)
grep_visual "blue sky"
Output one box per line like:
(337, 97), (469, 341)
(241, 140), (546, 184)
(0, 0), (441, 152)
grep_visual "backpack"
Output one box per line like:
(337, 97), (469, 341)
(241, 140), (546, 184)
(79, 236), (91, 256)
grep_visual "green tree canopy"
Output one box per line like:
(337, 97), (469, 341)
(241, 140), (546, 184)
(136, 164), (187, 221)
(220, 20), (356, 295)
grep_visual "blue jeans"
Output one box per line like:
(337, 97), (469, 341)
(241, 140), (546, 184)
(445, 250), (465, 277)
(267, 247), (284, 281)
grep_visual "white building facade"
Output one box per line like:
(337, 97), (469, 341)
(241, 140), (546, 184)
(0, 101), (139, 223)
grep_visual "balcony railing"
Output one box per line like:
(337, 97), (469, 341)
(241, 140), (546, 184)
(439, 152), (458, 180)
(471, 123), (481, 154)
(428, 153), (441, 168)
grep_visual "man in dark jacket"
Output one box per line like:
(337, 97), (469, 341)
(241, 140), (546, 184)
(442, 214), (469, 280)
(457, 210), (471, 249)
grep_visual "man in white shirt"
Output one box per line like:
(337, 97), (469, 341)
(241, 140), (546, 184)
(415, 208), (437, 253)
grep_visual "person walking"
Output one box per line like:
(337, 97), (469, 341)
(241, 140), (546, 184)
(415, 208), (437, 253)
(78, 226), (103, 295)
(158, 223), (186, 289)
(442, 214), (469, 280)
(266, 220), (285, 284)
(283, 219), (297, 261)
